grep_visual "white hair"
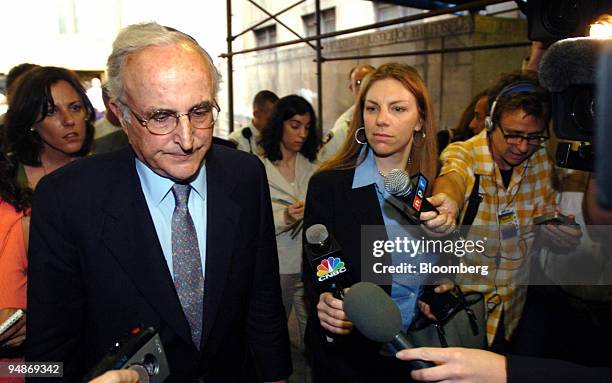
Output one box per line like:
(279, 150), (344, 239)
(106, 22), (221, 108)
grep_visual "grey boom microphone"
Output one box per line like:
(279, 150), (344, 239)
(343, 282), (434, 370)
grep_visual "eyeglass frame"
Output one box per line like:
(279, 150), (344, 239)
(119, 99), (220, 136)
(497, 123), (549, 146)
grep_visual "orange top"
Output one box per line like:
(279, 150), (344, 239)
(0, 200), (27, 309)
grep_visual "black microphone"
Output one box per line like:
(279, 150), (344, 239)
(304, 224), (350, 300)
(241, 127), (253, 153)
(344, 282), (435, 370)
(384, 169), (439, 222)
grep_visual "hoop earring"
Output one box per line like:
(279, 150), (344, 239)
(412, 129), (426, 147)
(354, 127), (367, 145)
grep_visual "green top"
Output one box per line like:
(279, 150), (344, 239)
(16, 162), (29, 190)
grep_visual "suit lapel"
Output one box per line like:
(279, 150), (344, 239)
(201, 147), (241, 345)
(344, 176), (392, 293)
(101, 149), (192, 346)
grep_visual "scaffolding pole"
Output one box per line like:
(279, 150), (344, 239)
(232, 0), (306, 40)
(226, 0), (235, 133)
(315, 0), (323, 137)
(220, 0), (509, 58)
(222, 0), (516, 131)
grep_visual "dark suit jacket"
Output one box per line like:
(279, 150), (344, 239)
(507, 355), (611, 383)
(303, 168), (417, 382)
(26, 146), (291, 382)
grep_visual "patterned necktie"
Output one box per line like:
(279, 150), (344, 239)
(171, 183), (204, 349)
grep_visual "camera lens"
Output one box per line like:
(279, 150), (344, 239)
(571, 86), (595, 134)
(142, 354), (159, 376)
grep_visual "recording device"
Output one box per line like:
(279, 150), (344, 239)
(419, 286), (462, 323)
(539, 37), (609, 170)
(383, 169), (439, 223)
(343, 282), (434, 370)
(524, 0), (612, 42)
(241, 127), (253, 153)
(0, 309), (24, 336)
(534, 212), (579, 226)
(84, 326), (169, 383)
(304, 224), (350, 300)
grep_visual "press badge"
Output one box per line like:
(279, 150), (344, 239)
(498, 208), (519, 240)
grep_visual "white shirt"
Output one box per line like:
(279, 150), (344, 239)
(228, 124), (262, 155)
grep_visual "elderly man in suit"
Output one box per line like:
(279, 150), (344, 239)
(26, 22), (291, 382)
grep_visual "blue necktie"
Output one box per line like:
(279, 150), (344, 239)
(171, 183), (204, 349)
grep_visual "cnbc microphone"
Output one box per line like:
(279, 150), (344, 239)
(384, 169), (438, 222)
(344, 282), (435, 370)
(304, 224), (350, 300)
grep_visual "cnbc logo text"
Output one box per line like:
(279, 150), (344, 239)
(316, 257), (347, 281)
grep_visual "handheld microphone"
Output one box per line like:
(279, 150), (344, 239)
(84, 326), (170, 383)
(304, 224), (350, 300)
(344, 282), (435, 370)
(241, 127), (253, 153)
(384, 169), (439, 221)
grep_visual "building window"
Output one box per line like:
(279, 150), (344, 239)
(302, 8), (336, 37)
(374, 3), (423, 25)
(254, 25), (277, 47)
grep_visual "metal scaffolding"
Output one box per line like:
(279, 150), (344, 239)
(222, 0), (527, 132)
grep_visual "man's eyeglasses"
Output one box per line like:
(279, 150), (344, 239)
(122, 101), (220, 135)
(498, 124), (548, 146)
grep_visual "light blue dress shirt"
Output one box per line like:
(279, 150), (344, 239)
(135, 159), (207, 280)
(352, 147), (433, 331)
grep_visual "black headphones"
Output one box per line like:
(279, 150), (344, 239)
(484, 81), (539, 132)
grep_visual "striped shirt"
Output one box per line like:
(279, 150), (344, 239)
(439, 130), (556, 345)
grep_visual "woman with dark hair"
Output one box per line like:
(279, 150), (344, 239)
(303, 63), (456, 382)
(4, 66), (95, 189)
(259, 94), (321, 349)
(0, 152), (31, 383)
(437, 90), (488, 154)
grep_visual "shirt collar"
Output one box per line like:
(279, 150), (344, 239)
(135, 158), (207, 205)
(352, 146), (385, 193)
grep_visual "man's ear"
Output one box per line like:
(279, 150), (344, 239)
(108, 100), (129, 135)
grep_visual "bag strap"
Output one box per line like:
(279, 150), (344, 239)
(460, 174), (482, 238)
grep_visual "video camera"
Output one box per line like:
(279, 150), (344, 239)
(522, 0), (612, 171)
(524, 0), (612, 43)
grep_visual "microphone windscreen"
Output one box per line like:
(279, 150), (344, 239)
(305, 224), (329, 245)
(344, 282), (402, 343)
(384, 169), (412, 197)
(241, 127), (253, 139)
(539, 38), (607, 92)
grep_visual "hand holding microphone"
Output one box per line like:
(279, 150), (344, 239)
(304, 224), (353, 337)
(88, 369), (140, 383)
(343, 282), (435, 371)
(384, 170), (457, 237)
(420, 193), (459, 237)
(316, 291), (353, 335)
(396, 347), (507, 383)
